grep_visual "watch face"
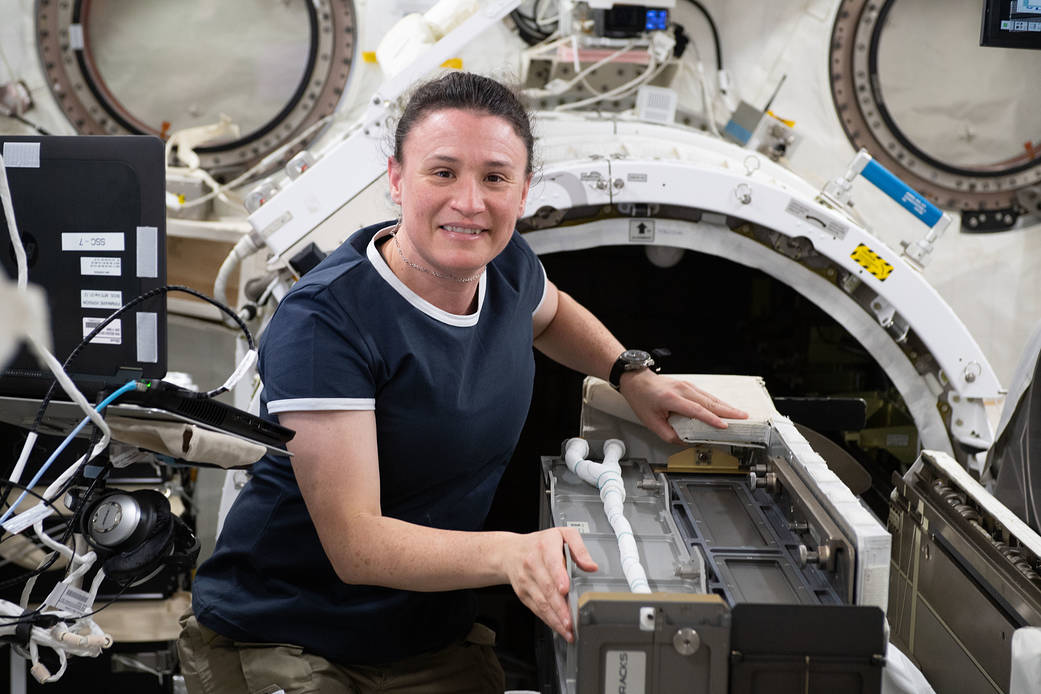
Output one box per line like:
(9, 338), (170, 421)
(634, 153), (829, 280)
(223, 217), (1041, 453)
(622, 349), (651, 363)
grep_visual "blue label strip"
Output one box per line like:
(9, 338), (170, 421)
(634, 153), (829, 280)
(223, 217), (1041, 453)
(861, 159), (943, 227)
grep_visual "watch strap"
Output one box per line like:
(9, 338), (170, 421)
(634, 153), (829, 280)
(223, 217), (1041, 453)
(609, 348), (670, 389)
(609, 353), (629, 389)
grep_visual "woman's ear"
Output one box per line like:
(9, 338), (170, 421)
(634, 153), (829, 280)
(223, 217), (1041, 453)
(518, 172), (533, 216)
(388, 157), (403, 205)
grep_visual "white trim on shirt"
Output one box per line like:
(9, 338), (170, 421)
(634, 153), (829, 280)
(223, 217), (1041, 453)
(267, 397), (376, 413)
(366, 226), (486, 328)
(531, 262), (548, 317)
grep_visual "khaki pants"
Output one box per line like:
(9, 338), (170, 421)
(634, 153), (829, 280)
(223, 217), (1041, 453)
(177, 611), (505, 694)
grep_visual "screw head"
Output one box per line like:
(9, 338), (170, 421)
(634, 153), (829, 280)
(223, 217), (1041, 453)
(673, 627), (700, 655)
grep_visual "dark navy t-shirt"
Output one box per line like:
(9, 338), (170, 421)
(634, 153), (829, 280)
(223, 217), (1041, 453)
(192, 221), (547, 665)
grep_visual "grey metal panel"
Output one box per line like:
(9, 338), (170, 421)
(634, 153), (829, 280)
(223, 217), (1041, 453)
(671, 477), (844, 607)
(887, 452), (1041, 694)
(715, 557), (814, 605)
(885, 505), (917, 652)
(917, 532), (1018, 688)
(912, 595), (1003, 694)
(679, 484), (772, 548)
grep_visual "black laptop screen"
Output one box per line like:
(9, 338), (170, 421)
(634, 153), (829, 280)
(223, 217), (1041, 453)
(0, 135), (167, 398)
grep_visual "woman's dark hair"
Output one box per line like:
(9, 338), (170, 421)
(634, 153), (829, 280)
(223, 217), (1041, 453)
(394, 71), (535, 175)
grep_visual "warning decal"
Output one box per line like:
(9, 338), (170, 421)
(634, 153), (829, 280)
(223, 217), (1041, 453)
(850, 244), (894, 281)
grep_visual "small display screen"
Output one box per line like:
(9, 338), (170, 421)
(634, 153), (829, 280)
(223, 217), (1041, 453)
(596, 6), (670, 38)
(981, 0), (1041, 49)
(645, 9), (668, 32)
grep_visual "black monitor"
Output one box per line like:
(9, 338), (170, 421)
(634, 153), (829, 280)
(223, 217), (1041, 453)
(981, 0), (1041, 49)
(0, 135), (167, 398)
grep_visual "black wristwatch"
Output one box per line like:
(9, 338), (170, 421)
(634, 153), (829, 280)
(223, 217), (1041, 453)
(609, 348), (667, 389)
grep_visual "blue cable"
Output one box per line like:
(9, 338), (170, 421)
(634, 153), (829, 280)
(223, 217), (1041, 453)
(0, 380), (139, 527)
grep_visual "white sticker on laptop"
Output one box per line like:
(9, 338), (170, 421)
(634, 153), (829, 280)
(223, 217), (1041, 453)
(62, 232), (125, 252)
(83, 317), (122, 345)
(2, 142), (41, 168)
(81, 290), (122, 310)
(81, 256), (122, 276)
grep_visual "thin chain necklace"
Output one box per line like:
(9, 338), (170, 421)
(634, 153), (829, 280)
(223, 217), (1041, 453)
(392, 231), (482, 284)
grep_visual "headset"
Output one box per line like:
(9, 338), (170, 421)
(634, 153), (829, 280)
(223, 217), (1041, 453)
(78, 488), (199, 586)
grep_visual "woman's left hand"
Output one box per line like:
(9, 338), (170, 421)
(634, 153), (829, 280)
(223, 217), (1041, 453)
(618, 370), (749, 444)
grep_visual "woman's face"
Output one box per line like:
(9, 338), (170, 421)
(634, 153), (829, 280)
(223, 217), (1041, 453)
(388, 108), (531, 280)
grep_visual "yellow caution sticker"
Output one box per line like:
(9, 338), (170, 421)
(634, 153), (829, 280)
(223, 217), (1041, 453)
(362, 51), (378, 64)
(441, 58), (463, 69)
(850, 243), (894, 280)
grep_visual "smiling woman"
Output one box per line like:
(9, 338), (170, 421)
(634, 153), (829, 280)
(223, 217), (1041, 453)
(177, 70), (746, 694)
(385, 108), (533, 313)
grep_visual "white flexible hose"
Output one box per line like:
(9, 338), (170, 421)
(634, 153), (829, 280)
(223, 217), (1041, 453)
(32, 518), (76, 563)
(563, 437), (651, 593)
(59, 549), (97, 586)
(20, 550), (53, 608)
(0, 153), (28, 289)
(85, 568), (107, 610)
(213, 233), (263, 328)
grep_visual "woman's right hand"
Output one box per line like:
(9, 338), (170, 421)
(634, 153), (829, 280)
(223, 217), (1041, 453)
(503, 527), (598, 643)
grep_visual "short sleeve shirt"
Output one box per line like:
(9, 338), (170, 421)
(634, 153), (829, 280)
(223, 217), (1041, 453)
(191, 221), (547, 665)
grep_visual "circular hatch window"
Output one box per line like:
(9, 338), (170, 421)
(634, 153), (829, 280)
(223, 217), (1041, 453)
(831, 0), (1041, 230)
(37, 0), (357, 176)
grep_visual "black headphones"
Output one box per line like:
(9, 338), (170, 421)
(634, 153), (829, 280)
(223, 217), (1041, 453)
(79, 489), (200, 585)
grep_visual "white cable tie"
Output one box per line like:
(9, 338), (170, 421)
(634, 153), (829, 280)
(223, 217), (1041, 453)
(2, 503), (54, 535)
(85, 568), (106, 608)
(220, 349), (258, 392)
(10, 431), (38, 486)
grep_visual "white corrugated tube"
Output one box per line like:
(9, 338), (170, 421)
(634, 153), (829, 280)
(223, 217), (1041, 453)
(563, 437), (651, 594)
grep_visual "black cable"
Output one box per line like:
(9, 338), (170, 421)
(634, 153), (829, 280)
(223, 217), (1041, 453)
(511, 0), (555, 45)
(0, 577), (128, 628)
(31, 284), (255, 435)
(65, 580), (131, 620)
(0, 581), (127, 629)
(682, 0), (723, 70)
(0, 110), (51, 136)
(512, 13), (551, 45)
